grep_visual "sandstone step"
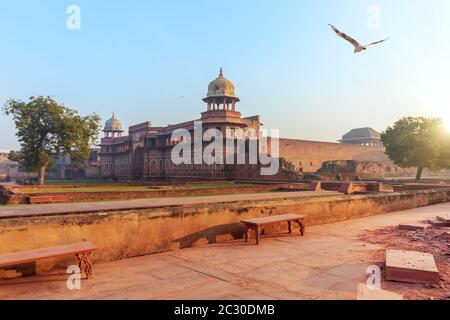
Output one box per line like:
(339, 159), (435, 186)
(398, 223), (430, 231)
(386, 249), (440, 285)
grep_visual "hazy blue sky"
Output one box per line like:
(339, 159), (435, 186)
(1, 0), (449, 149)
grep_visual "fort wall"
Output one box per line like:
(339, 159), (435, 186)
(278, 138), (412, 175)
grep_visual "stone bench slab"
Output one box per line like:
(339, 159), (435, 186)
(386, 249), (440, 285)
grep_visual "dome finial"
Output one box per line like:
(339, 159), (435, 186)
(219, 67), (223, 76)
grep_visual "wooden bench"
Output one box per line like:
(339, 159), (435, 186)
(0, 242), (97, 279)
(241, 214), (306, 245)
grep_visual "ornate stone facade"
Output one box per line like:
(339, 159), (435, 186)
(100, 70), (273, 180)
(99, 70), (413, 181)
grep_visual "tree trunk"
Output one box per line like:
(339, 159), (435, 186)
(415, 166), (424, 181)
(38, 165), (47, 185)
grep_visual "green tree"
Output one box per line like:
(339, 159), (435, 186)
(3, 96), (101, 185)
(381, 116), (450, 180)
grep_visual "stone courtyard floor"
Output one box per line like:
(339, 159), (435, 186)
(1, 202), (449, 300)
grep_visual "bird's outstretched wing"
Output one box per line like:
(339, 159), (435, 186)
(366, 37), (390, 47)
(329, 24), (361, 48)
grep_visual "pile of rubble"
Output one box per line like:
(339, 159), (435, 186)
(361, 214), (450, 300)
(398, 214), (450, 257)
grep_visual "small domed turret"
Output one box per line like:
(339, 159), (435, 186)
(203, 69), (240, 111)
(103, 113), (123, 138)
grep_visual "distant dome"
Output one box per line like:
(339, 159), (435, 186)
(342, 127), (380, 140)
(206, 68), (239, 99)
(340, 127), (382, 146)
(104, 113), (123, 132)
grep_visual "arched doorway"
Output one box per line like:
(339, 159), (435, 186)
(132, 147), (144, 179)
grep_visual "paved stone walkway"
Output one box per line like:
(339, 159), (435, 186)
(0, 191), (338, 219)
(1, 202), (446, 300)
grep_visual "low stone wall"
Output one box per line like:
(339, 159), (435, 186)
(0, 184), (290, 205)
(1, 188), (450, 276)
(393, 184), (450, 192)
(310, 181), (394, 194)
(28, 184), (284, 203)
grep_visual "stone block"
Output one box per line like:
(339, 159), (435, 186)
(377, 183), (394, 193)
(340, 182), (355, 195)
(356, 283), (403, 300)
(398, 223), (430, 231)
(386, 249), (440, 285)
(428, 219), (449, 228)
(309, 181), (322, 191)
(436, 214), (450, 224)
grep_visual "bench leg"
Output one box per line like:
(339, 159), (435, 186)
(77, 254), (83, 271)
(256, 225), (262, 245)
(85, 252), (93, 278)
(244, 225), (250, 242)
(295, 220), (305, 236)
(77, 252), (94, 279)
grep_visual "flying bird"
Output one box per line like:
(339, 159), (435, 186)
(329, 24), (389, 53)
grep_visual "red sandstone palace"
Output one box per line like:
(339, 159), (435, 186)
(99, 70), (409, 181)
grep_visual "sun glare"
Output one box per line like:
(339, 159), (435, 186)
(443, 116), (450, 132)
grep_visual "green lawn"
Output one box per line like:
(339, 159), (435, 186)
(17, 183), (259, 194)
(177, 183), (256, 189)
(45, 179), (118, 185)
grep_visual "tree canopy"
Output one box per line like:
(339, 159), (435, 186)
(3, 96), (101, 185)
(381, 116), (450, 180)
